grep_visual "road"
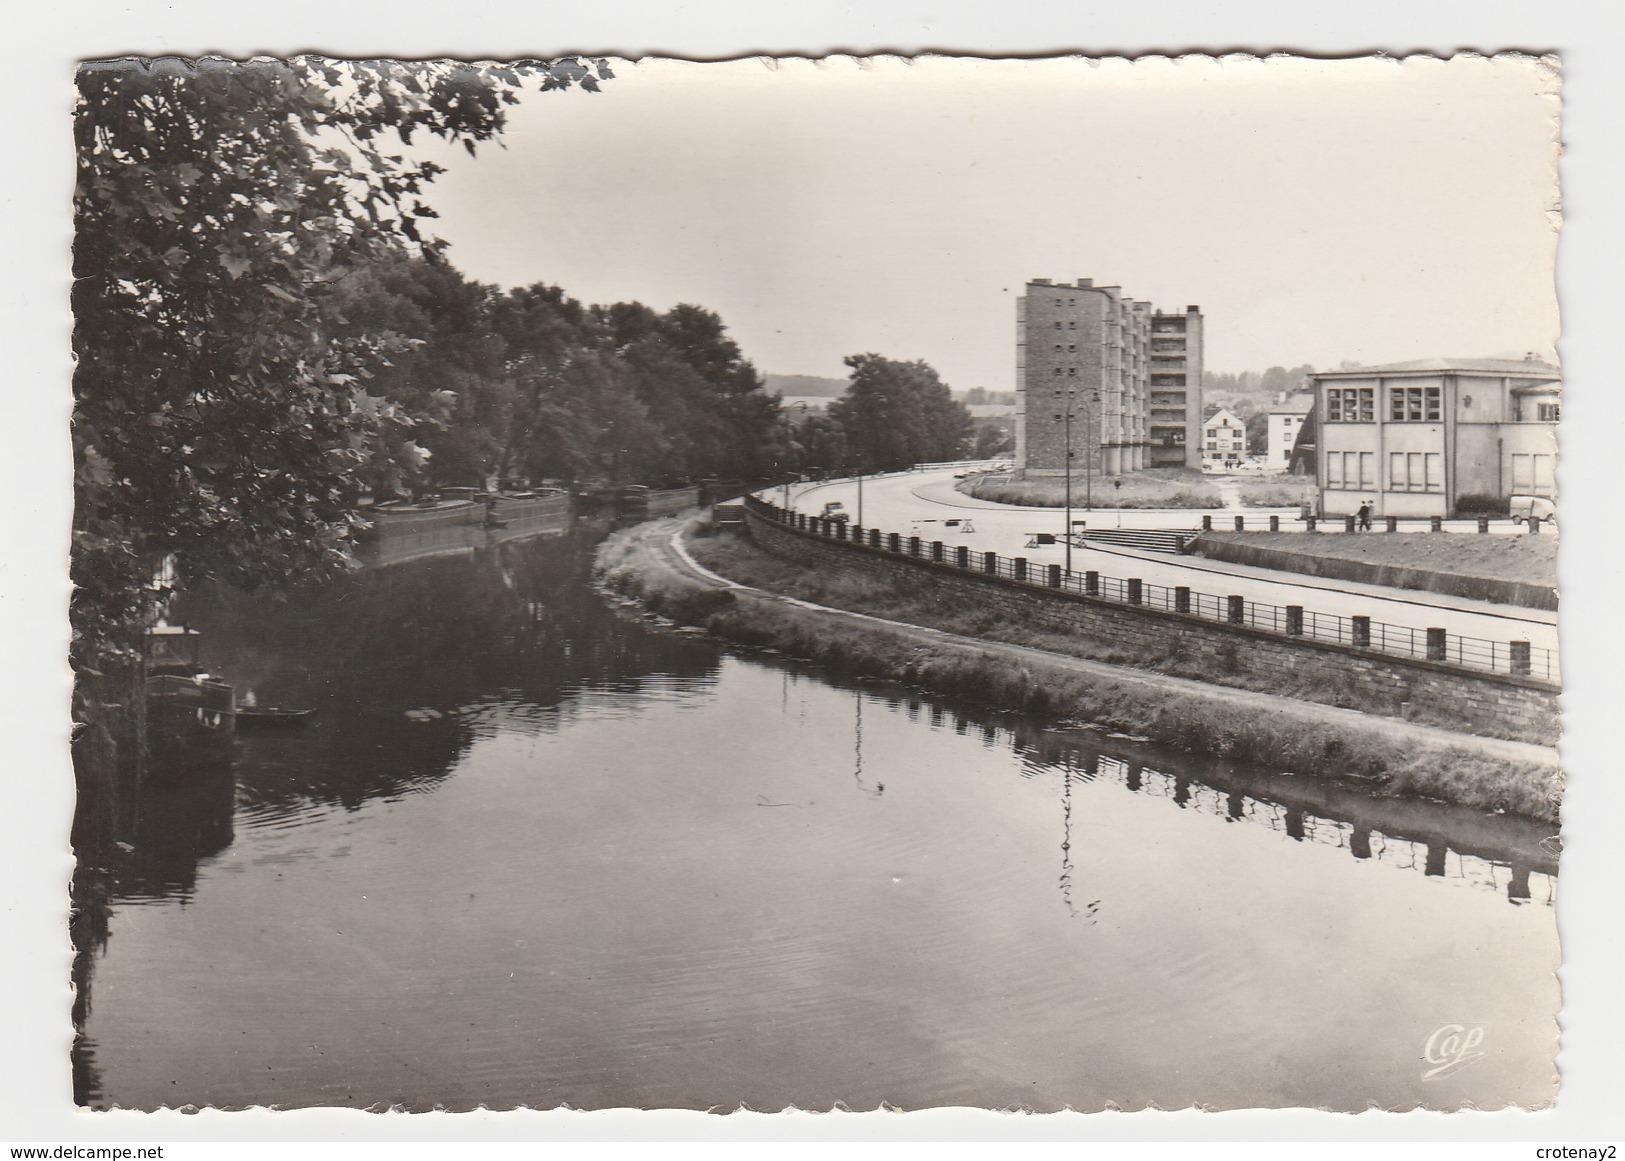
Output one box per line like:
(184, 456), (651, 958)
(764, 469), (1559, 660)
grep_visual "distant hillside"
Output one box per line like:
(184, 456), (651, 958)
(764, 373), (848, 398)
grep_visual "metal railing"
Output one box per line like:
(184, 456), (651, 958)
(747, 497), (1556, 684)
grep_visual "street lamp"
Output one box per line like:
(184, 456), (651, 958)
(1085, 389), (1100, 512)
(1058, 387), (1103, 573)
(1056, 387), (1075, 573)
(782, 401), (810, 513)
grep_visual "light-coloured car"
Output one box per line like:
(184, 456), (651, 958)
(1509, 494), (1557, 526)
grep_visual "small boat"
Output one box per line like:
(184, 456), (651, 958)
(234, 706), (317, 729)
(146, 625), (236, 773)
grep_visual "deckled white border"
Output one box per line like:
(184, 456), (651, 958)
(5, 0), (1620, 1148)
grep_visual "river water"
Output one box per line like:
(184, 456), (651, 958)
(77, 519), (1560, 1112)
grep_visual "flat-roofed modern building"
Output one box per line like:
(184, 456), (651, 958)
(1015, 278), (1204, 477)
(1310, 356), (1560, 518)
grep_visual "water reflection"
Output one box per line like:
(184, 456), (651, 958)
(167, 519), (724, 832)
(80, 518), (1559, 1111)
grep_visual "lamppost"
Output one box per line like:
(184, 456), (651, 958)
(1085, 388), (1101, 512)
(1057, 387), (1075, 573)
(781, 401), (811, 514)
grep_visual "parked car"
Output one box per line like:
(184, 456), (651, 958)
(1509, 494), (1557, 526)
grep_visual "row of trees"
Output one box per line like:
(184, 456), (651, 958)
(319, 254), (786, 495)
(73, 58), (978, 664)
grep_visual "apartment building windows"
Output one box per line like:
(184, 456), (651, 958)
(1537, 403), (1560, 422)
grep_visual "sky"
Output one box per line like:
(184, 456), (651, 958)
(421, 54), (1561, 387)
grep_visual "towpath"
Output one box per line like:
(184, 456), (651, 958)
(646, 518), (1559, 771)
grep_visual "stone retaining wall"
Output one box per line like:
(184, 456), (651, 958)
(1194, 534), (1558, 611)
(744, 506), (1560, 746)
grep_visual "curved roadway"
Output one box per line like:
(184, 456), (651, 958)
(767, 469), (1559, 659)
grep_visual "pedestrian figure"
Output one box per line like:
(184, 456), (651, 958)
(1357, 502), (1373, 532)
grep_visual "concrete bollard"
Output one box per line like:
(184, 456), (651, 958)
(1085, 570), (1099, 596)
(1014, 557), (1028, 582)
(1269, 515), (1279, 532)
(1285, 605), (1304, 635)
(1306, 516), (1317, 532)
(955, 545), (969, 569)
(1510, 640), (1532, 676)
(1528, 515), (1542, 534)
(1478, 516), (1490, 534)
(1351, 616), (1371, 647)
(931, 540), (944, 563)
(1234, 515), (1246, 532)
(870, 528), (882, 549)
(1227, 595), (1245, 625)
(1386, 516), (1398, 533)
(983, 550), (998, 575)
(1344, 514), (1357, 534)
(908, 536), (921, 557)
(1427, 627), (1448, 662)
(1128, 578), (1143, 604)
(1174, 586), (1191, 613)
(1430, 516), (1443, 532)
(888, 532), (901, 553)
(1202, 514), (1213, 532)
(1047, 563), (1062, 588)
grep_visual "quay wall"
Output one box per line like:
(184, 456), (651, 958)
(644, 486), (701, 517)
(742, 506), (1560, 746)
(1194, 533), (1558, 611)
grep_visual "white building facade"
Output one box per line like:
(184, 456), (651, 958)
(1200, 407), (1246, 472)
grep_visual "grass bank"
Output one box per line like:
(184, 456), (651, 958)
(959, 470), (1317, 510)
(1200, 530), (1558, 588)
(594, 519), (1560, 823)
(1231, 476), (1318, 508)
(959, 469), (1222, 509)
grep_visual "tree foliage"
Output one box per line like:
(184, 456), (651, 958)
(828, 354), (973, 472)
(72, 56), (611, 662)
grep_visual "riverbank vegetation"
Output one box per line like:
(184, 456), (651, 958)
(595, 521), (1560, 823)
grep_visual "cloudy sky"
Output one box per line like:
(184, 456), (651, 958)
(424, 54), (1559, 387)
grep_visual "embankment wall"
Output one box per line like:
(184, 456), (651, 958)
(1194, 533), (1558, 611)
(744, 507), (1560, 745)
